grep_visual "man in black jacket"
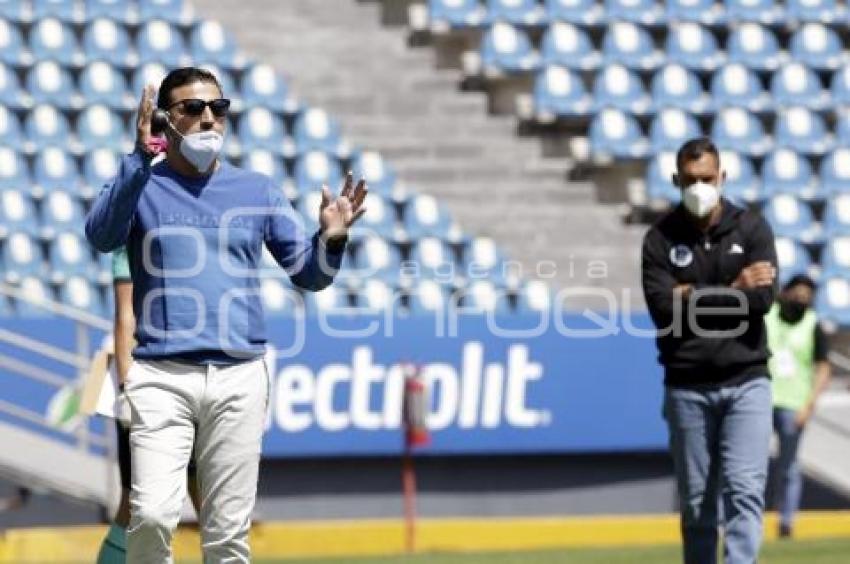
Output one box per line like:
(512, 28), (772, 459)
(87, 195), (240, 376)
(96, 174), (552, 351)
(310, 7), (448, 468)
(642, 138), (777, 564)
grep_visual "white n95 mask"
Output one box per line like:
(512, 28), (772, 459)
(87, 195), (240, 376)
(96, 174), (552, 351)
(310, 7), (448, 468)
(682, 181), (720, 218)
(173, 129), (224, 173)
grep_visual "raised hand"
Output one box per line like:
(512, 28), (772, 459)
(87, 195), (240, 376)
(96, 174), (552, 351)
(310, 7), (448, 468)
(319, 172), (368, 242)
(135, 84), (157, 149)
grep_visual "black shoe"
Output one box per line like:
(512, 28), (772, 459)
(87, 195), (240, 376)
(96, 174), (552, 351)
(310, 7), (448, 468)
(779, 524), (793, 539)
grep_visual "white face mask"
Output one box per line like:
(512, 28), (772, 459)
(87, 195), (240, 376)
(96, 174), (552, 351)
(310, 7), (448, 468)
(172, 128), (224, 173)
(682, 181), (720, 218)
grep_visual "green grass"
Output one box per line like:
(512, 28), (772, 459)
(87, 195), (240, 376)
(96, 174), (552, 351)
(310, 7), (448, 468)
(181, 538), (850, 564)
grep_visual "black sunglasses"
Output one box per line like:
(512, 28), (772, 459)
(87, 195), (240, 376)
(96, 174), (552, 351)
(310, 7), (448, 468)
(168, 98), (231, 117)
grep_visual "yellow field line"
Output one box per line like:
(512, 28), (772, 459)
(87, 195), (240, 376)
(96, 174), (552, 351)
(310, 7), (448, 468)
(3, 511), (850, 562)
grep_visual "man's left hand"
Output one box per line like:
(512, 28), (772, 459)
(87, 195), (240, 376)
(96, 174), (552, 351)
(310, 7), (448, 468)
(319, 172), (368, 242)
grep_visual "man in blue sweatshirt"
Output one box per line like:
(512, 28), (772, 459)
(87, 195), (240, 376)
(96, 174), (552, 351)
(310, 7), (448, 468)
(85, 67), (367, 564)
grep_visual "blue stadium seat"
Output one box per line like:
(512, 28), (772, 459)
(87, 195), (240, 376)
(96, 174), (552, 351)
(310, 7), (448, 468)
(649, 108), (701, 152)
(761, 148), (821, 201)
(515, 280), (552, 314)
(293, 151), (342, 194)
(774, 237), (812, 284)
(462, 236), (513, 287)
(487, 0), (546, 25)
(237, 106), (286, 153)
(710, 63), (770, 112)
(724, 0), (783, 24)
(407, 279), (450, 315)
(816, 277), (850, 327)
(0, 146), (30, 190)
(428, 0), (489, 28)
(0, 63), (29, 109)
(666, 0), (727, 25)
(786, 0), (843, 23)
(0, 189), (38, 237)
(770, 62), (829, 110)
(762, 194), (819, 242)
(190, 20), (243, 70)
(295, 190), (322, 232)
(540, 22), (600, 70)
(460, 280), (511, 315)
(81, 148), (120, 198)
(138, 0), (196, 27)
(823, 193), (850, 237)
(260, 278), (298, 318)
(355, 279), (399, 313)
(0, 0), (28, 23)
(78, 61), (130, 110)
(1, 232), (44, 283)
(591, 64), (652, 115)
(711, 106), (771, 156)
(719, 150), (761, 204)
(836, 111), (850, 145)
(606, 0), (666, 25)
(350, 151), (398, 195)
(33, 148), (80, 200)
(602, 21), (662, 71)
(665, 22), (724, 72)
(354, 236), (403, 286)
(58, 275), (106, 316)
(646, 152), (682, 205)
(589, 107), (649, 159)
(409, 237), (457, 285)
(47, 232), (90, 282)
(85, 0), (134, 23)
(24, 104), (71, 152)
(83, 18), (134, 68)
(136, 19), (187, 67)
(789, 22), (843, 71)
(402, 194), (454, 240)
(240, 63), (291, 114)
(830, 64), (850, 107)
(0, 17), (30, 66)
(354, 195), (396, 242)
(25, 61), (76, 110)
(480, 22), (540, 74)
(820, 236), (850, 278)
(12, 277), (53, 318)
(131, 62), (168, 95)
(544, 0), (605, 26)
(292, 108), (345, 157)
(0, 104), (22, 145)
(40, 190), (85, 240)
(820, 149), (850, 195)
(533, 65), (593, 118)
(29, 18), (81, 66)
(773, 106), (832, 156)
(650, 63), (711, 115)
(77, 104), (127, 153)
(726, 22), (782, 72)
(305, 285), (351, 314)
(242, 149), (288, 186)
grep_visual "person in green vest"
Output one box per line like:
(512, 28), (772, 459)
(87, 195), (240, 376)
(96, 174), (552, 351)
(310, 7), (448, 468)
(767, 274), (832, 539)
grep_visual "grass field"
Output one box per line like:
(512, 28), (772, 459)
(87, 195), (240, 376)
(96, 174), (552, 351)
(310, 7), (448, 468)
(177, 538), (850, 564)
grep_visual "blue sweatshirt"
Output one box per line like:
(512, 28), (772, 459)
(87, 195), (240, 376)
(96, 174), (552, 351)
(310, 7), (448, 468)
(85, 150), (344, 363)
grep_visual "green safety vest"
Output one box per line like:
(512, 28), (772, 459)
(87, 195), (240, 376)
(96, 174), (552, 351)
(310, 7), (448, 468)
(766, 303), (817, 411)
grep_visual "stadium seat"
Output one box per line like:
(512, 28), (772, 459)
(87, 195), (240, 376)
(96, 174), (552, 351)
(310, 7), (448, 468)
(240, 63), (291, 114)
(761, 194), (819, 242)
(761, 148), (821, 201)
(402, 194), (454, 240)
(460, 280), (512, 314)
(47, 231), (90, 282)
(0, 0), (28, 23)
(31, 0), (77, 22)
(770, 62), (830, 110)
(295, 190), (322, 233)
(354, 236), (403, 286)
(33, 148), (80, 200)
(0, 17), (30, 66)
(515, 280), (552, 314)
(138, 0), (196, 27)
(723, 0), (783, 24)
(589, 107), (649, 159)
(428, 0), (489, 29)
(533, 65), (593, 119)
(0, 189), (38, 238)
(40, 190), (85, 239)
(719, 150), (761, 204)
(822, 193), (850, 235)
(85, 0), (134, 23)
(260, 278), (299, 317)
(407, 279), (450, 315)
(726, 22), (782, 72)
(711, 106), (771, 156)
(293, 150), (343, 194)
(0, 146), (30, 190)
(0, 104), (22, 145)
(602, 21), (662, 71)
(78, 61), (130, 110)
(131, 62), (169, 96)
(650, 63), (711, 115)
(649, 108), (702, 152)
(785, 0), (843, 23)
(1, 231), (44, 283)
(646, 151), (682, 205)
(58, 275), (106, 316)
(409, 237), (457, 286)
(28, 17), (81, 67)
(305, 285), (351, 314)
(789, 22), (843, 71)
(665, 22), (724, 72)
(820, 236), (850, 278)
(136, 19), (187, 67)
(709, 63), (770, 112)
(81, 148), (120, 198)
(0, 62), (30, 110)
(606, 0), (666, 24)
(479, 22), (540, 74)
(830, 64), (850, 107)
(487, 0), (546, 25)
(774, 237), (812, 283)
(237, 105), (287, 153)
(12, 277), (53, 318)
(350, 151), (398, 195)
(666, 0), (727, 25)
(816, 277), (850, 328)
(544, 0), (605, 25)
(190, 20), (244, 70)
(540, 22), (601, 70)
(292, 108), (345, 157)
(242, 149), (288, 186)
(25, 61), (77, 110)
(820, 149), (850, 195)
(591, 64), (652, 115)
(462, 236), (515, 287)
(836, 111), (850, 145)
(354, 195), (397, 242)
(356, 279), (398, 313)
(77, 104), (127, 153)
(773, 106), (832, 156)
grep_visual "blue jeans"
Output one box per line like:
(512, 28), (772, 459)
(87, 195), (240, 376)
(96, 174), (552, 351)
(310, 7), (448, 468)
(663, 377), (772, 564)
(772, 407), (803, 529)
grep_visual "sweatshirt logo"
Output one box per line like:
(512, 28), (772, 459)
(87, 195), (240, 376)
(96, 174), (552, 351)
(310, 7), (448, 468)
(669, 244), (693, 267)
(728, 243), (744, 255)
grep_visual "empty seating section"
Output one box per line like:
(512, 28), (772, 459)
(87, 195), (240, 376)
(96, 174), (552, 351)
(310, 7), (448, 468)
(0, 0), (539, 317)
(424, 0), (850, 327)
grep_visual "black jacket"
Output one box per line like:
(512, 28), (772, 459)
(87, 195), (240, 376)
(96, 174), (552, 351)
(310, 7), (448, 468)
(641, 199), (777, 387)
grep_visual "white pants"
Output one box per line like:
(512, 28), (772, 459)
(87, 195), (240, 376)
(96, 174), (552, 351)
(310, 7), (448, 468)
(125, 357), (269, 564)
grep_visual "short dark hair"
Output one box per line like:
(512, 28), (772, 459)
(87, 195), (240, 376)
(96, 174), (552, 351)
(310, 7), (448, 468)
(783, 274), (817, 292)
(156, 67), (223, 109)
(676, 137), (720, 171)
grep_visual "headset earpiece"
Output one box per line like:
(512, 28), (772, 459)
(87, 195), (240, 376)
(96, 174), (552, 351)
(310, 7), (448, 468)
(151, 109), (171, 136)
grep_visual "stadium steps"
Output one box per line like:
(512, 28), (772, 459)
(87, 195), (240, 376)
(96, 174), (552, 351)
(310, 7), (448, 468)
(191, 0), (645, 297)
(800, 387), (850, 498)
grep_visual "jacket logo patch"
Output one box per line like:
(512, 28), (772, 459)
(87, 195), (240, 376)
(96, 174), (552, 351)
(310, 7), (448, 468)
(669, 244), (693, 267)
(728, 243), (744, 254)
